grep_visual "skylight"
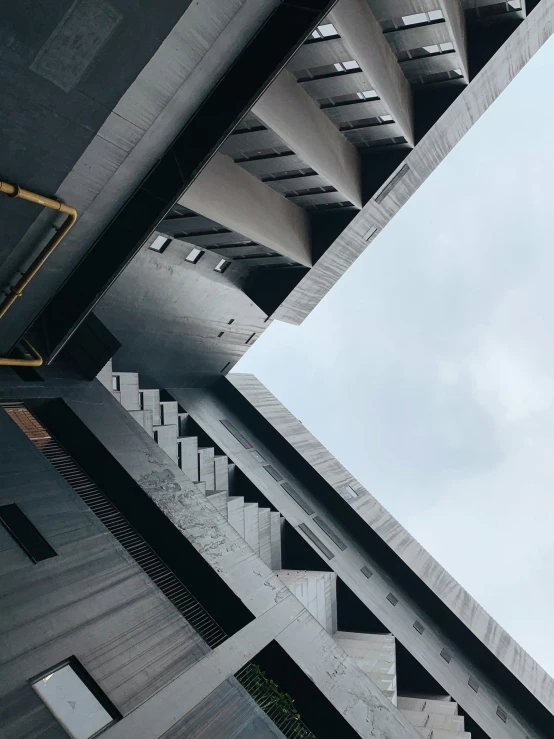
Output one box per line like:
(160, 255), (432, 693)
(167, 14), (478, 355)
(440, 42), (454, 52)
(357, 90), (377, 100)
(312, 22), (337, 39)
(150, 235), (171, 253)
(185, 247), (203, 263)
(334, 60), (360, 72)
(214, 259), (230, 273)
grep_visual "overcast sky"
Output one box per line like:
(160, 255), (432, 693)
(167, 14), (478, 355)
(235, 36), (554, 677)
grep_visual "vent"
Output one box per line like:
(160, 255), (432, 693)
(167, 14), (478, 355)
(281, 482), (315, 515)
(374, 164), (410, 204)
(496, 706), (508, 723)
(468, 676), (479, 693)
(361, 565), (373, 578)
(0, 504), (57, 563)
(220, 419), (253, 449)
(440, 648), (452, 663)
(386, 593), (398, 606)
(263, 464), (284, 481)
(363, 225), (378, 241)
(7, 406), (227, 649)
(298, 523), (334, 560)
(313, 516), (347, 550)
(413, 620), (425, 634)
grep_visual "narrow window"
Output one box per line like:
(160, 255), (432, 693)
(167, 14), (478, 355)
(496, 706), (508, 723)
(386, 593), (398, 606)
(313, 516), (347, 550)
(363, 226), (378, 241)
(220, 419), (253, 449)
(185, 247), (203, 263)
(31, 658), (120, 738)
(298, 523), (334, 560)
(361, 566), (373, 578)
(413, 620), (425, 634)
(440, 648), (452, 663)
(149, 235), (171, 253)
(218, 332), (224, 338)
(281, 482), (315, 515)
(468, 676), (479, 693)
(250, 450), (267, 463)
(263, 464), (284, 482)
(0, 504), (56, 563)
(214, 258), (229, 273)
(112, 375), (120, 391)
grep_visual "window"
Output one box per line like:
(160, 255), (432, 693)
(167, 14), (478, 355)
(363, 226), (378, 241)
(386, 593), (398, 606)
(0, 504), (56, 563)
(440, 41), (454, 52)
(356, 90), (377, 100)
(281, 482), (315, 515)
(440, 648), (452, 663)
(31, 658), (120, 739)
(313, 516), (347, 550)
(112, 375), (120, 391)
(381, 114), (393, 122)
(250, 450), (267, 463)
(311, 22), (337, 39)
(334, 60), (359, 72)
(402, 10), (443, 25)
(496, 706), (508, 723)
(149, 235), (171, 253)
(185, 247), (203, 263)
(360, 565), (373, 578)
(413, 620), (425, 634)
(468, 676), (479, 693)
(214, 258), (230, 273)
(228, 319), (235, 325)
(264, 464), (284, 481)
(338, 484), (359, 500)
(218, 331), (224, 338)
(298, 523), (334, 560)
(220, 419), (253, 449)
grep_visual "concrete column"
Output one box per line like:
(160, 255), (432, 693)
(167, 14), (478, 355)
(330, 0), (415, 146)
(180, 153), (312, 266)
(253, 70), (363, 207)
(439, 0), (469, 80)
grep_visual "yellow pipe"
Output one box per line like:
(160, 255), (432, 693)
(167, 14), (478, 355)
(0, 180), (77, 367)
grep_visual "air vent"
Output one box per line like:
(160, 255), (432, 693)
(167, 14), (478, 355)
(468, 676), (479, 693)
(361, 565), (373, 578)
(313, 516), (347, 550)
(496, 706), (507, 723)
(374, 164), (410, 204)
(220, 419), (253, 449)
(386, 593), (398, 606)
(0, 504), (57, 563)
(263, 464), (284, 481)
(413, 620), (425, 634)
(440, 648), (452, 663)
(298, 523), (334, 560)
(281, 482), (315, 515)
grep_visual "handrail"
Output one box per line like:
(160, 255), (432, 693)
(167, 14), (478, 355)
(0, 180), (77, 367)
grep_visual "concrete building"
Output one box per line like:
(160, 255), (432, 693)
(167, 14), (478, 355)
(0, 1), (553, 738)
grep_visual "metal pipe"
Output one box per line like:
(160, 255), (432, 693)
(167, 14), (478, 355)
(0, 180), (77, 367)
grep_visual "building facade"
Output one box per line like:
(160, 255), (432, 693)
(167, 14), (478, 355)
(1, 1), (553, 738)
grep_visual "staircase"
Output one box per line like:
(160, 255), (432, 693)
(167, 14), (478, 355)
(99, 361), (283, 570)
(99, 363), (470, 738)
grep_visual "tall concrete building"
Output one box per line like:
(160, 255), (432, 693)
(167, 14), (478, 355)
(0, 1), (553, 738)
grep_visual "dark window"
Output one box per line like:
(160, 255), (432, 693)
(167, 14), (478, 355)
(0, 504), (56, 563)
(228, 319), (235, 325)
(31, 656), (121, 738)
(220, 419), (253, 449)
(413, 620), (425, 635)
(298, 523), (334, 560)
(281, 482), (315, 515)
(468, 676), (479, 693)
(263, 464), (284, 481)
(360, 565), (373, 578)
(386, 593), (398, 606)
(496, 706), (508, 723)
(220, 362), (231, 373)
(375, 164), (410, 204)
(313, 516), (347, 550)
(440, 648), (452, 663)
(245, 332), (256, 344)
(153, 430), (159, 443)
(218, 331), (224, 338)
(250, 450), (267, 463)
(112, 375), (120, 391)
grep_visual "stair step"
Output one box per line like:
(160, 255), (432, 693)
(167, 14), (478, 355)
(113, 372), (140, 411)
(160, 400), (178, 426)
(178, 436), (199, 481)
(207, 491), (228, 517)
(397, 697), (458, 715)
(139, 388), (161, 426)
(214, 455), (229, 492)
(227, 496), (245, 537)
(276, 570), (337, 634)
(128, 409), (154, 437)
(198, 447), (215, 489)
(270, 512), (282, 570)
(258, 508), (272, 567)
(400, 709), (465, 732)
(153, 424), (178, 464)
(244, 503), (260, 552)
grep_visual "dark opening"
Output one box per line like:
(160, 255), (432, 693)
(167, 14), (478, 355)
(0, 503), (56, 563)
(280, 520), (332, 572)
(396, 640), (449, 697)
(336, 577), (388, 634)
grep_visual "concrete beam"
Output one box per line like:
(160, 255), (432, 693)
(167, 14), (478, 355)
(180, 153), (313, 266)
(330, 0), (415, 146)
(439, 0), (469, 80)
(253, 70), (363, 207)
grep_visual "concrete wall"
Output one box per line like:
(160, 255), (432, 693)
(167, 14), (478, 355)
(0, 405), (209, 738)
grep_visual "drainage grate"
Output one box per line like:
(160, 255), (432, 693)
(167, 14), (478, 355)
(5, 405), (227, 649)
